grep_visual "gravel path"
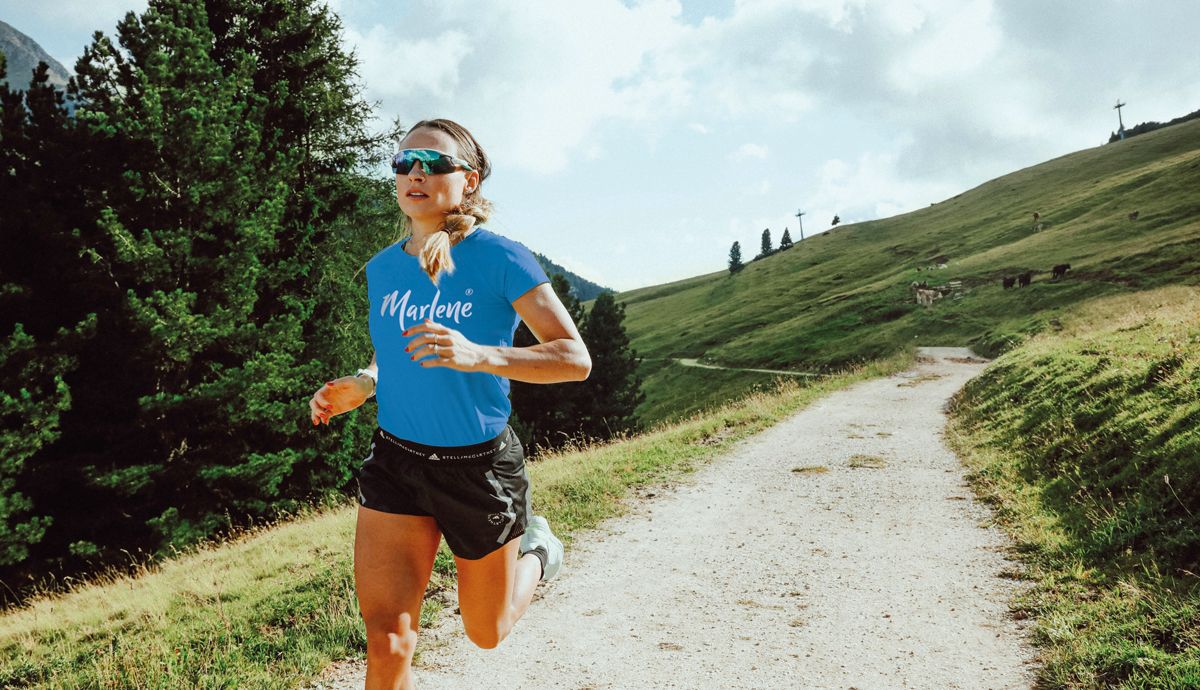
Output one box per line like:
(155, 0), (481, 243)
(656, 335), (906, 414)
(308, 346), (1037, 690)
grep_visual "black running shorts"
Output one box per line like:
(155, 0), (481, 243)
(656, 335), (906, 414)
(354, 424), (531, 560)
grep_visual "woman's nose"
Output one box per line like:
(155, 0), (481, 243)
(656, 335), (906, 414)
(407, 162), (427, 179)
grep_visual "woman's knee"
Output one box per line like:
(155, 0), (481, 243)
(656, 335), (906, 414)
(363, 611), (420, 658)
(461, 617), (507, 649)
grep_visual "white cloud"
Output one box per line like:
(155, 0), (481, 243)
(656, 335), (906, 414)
(807, 152), (958, 228)
(729, 143), (769, 160)
(345, 0), (692, 174)
(687, 122), (711, 134)
(342, 25), (473, 101)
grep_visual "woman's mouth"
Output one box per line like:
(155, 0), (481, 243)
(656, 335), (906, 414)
(406, 191), (429, 200)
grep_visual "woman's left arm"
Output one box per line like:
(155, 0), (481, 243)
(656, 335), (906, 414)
(404, 283), (591, 384)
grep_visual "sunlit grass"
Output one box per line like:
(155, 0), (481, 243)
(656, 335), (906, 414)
(947, 285), (1200, 689)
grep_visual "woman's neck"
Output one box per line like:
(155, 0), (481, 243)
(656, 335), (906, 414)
(405, 218), (477, 255)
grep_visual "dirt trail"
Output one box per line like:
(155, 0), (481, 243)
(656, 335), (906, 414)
(310, 347), (1037, 690)
(674, 357), (822, 378)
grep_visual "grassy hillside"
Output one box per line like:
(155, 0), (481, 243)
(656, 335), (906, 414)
(946, 286), (1199, 689)
(615, 120), (1200, 427)
(0, 355), (910, 688)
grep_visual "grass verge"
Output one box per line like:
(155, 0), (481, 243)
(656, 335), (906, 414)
(945, 285), (1199, 689)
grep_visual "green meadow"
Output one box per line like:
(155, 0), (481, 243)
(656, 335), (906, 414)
(2, 118), (1197, 688)
(620, 119), (1199, 428)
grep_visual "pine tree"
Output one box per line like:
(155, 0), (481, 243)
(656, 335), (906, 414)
(0, 55), (95, 568)
(0, 0), (393, 589)
(572, 293), (643, 440)
(729, 241), (744, 274)
(510, 273), (588, 454)
(831, 215), (840, 226)
(779, 227), (793, 250)
(761, 228), (773, 257)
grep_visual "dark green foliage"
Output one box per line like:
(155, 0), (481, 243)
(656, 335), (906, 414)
(1108, 108), (1200, 144)
(510, 274), (588, 454)
(510, 275), (643, 455)
(728, 241), (743, 274)
(0, 55), (101, 568)
(571, 292), (645, 440)
(760, 228), (773, 258)
(779, 228), (793, 250)
(0, 0), (396, 601)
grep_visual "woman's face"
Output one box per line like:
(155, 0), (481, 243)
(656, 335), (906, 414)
(395, 127), (480, 223)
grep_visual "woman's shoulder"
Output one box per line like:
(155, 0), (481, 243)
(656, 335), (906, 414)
(470, 227), (536, 258)
(367, 239), (406, 269)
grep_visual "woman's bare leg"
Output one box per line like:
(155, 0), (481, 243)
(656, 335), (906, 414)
(354, 507), (441, 690)
(454, 539), (544, 648)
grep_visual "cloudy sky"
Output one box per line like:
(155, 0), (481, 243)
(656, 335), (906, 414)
(4, 0), (1199, 291)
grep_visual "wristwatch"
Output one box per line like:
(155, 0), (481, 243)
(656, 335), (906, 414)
(355, 368), (377, 398)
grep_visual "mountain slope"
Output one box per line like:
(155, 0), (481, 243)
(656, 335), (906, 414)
(532, 251), (612, 301)
(618, 119), (1200, 427)
(0, 20), (70, 91)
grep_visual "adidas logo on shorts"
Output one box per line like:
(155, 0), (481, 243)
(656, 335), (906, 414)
(428, 453), (440, 461)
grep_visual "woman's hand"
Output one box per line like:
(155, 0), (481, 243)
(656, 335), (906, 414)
(308, 376), (373, 426)
(403, 318), (489, 371)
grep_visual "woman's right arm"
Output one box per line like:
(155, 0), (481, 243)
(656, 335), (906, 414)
(309, 350), (377, 426)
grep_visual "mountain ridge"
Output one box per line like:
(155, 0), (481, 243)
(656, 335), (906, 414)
(0, 20), (71, 91)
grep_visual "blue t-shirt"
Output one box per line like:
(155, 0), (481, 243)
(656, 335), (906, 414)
(366, 227), (550, 446)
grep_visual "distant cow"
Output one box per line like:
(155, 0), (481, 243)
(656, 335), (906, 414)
(915, 288), (943, 306)
(1018, 271), (1033, 287)
(1128, 210), (1140, 221)
(1052, 263), (1071, 280)
(1002, 276), (1016, 289)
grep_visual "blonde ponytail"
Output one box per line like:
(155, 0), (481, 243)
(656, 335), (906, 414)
(417, 192), (495, 286)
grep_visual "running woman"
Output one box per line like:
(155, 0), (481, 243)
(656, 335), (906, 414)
(307, 118), (591, 689)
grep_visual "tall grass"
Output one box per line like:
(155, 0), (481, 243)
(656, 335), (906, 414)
(946, 285), (1199, 689)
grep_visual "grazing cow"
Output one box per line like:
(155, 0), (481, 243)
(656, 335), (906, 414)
(1128, 210), (1140, 221)
(1052, 263), (1071, 280)
(1018, 271), (1032, 287)
(1002, 276), (1016, 289)
(915, 288), (943, 306)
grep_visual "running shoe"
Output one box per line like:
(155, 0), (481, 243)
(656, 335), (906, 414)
(520, 515), (563, 581)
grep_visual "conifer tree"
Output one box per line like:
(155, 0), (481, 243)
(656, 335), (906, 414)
(571, 292), (644, 440)
(729, 241), (744, 274)
(0, 55), (105, 570)
(510, 273), (588, 454)
(761, 228), (773, 257)
(779, 227), (793, 250)
(0, 0), (393, 589)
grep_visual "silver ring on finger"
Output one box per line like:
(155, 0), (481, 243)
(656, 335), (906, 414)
(434, 343), (439, 354)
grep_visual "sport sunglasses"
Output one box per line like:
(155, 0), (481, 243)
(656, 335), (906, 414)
(391, 148), (475, 175)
